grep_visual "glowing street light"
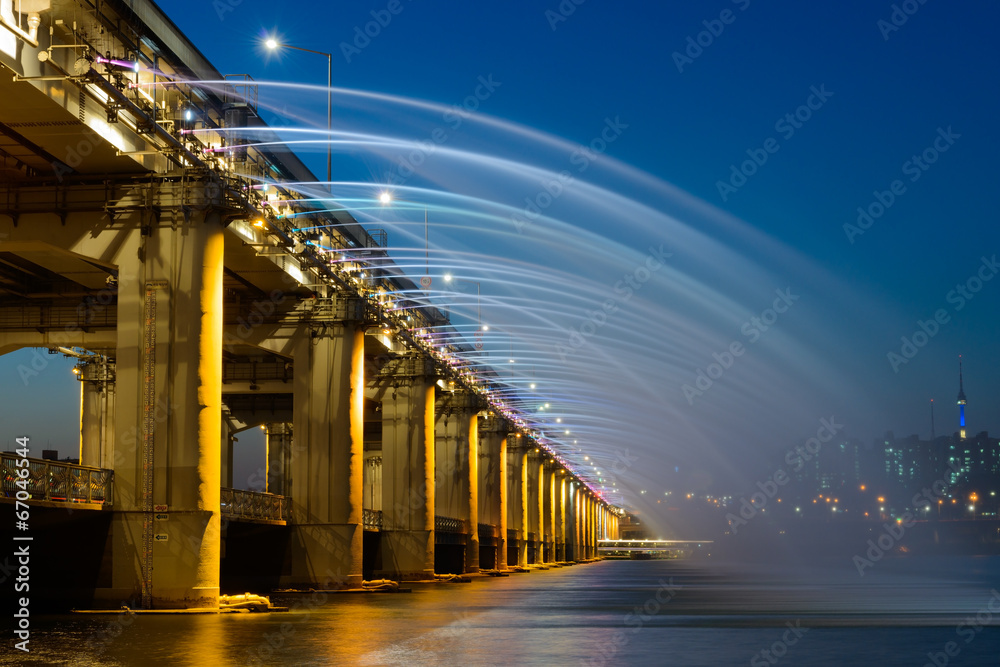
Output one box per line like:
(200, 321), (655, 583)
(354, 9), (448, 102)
(265, 37), (332, 189)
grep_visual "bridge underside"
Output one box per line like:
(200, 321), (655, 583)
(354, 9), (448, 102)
(0, 0), (617, 610)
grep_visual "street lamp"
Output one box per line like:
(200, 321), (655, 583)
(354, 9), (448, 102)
(265, 37), (332, 190)
(378, 191), (430, 284)
(443, 273), (483, 329)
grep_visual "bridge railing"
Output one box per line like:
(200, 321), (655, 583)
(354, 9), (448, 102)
(220, 487), (288, 523)
(1, 453), (113, 506)
(478, 523), (500, 541)
(363, 509), (383, 531)
(435, 515), (467, 534)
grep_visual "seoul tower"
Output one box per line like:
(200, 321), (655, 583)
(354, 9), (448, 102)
(957, 356), (967, 440)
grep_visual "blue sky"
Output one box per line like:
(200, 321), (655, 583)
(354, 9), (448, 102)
(3, 0), (998, 510)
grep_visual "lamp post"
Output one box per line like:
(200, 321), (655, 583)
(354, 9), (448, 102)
(378, 191), (431, 287)
(265, 38), (331, 189)
(443, 274), (482, 329)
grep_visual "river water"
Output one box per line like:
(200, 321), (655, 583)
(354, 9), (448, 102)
(6, 557), (1000, 666)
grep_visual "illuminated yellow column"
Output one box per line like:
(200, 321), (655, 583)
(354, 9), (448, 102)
(506, 439), (528, 567)
(435, 391), (483, 573)
(79, 357), (114, 468)
(265, 423), (292, 496)
(479, 418), (508, 570)
(285, 318), (365, 589)
(377, 356), (436, 580)
(543, 463), (555, 563)
(526, 446), (543, 564)
(555, 475), (566, 562)
(105, 210), (224, 609)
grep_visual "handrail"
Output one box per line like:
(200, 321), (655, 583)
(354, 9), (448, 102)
(363, 508), (383, 531)
(1, 453), (112, 506)
(220, 487), (287, 522)
(434, 515), (467, 534)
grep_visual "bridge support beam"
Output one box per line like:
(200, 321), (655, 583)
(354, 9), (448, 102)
(435, 391), (481, 573)
(555, 476), (565, 562)
(571, 485), (583, 561)
(506, 440), (528, 567)
(79, 358), (115, 469)
(478, 418), (508, 570)
(106, 212), (225, 609)
(527, 449), (543, 564)
(542, 463), (554, 563)
(284, 322), (365, 589)
(265, 423), (293, 496)
(377, 358), (436, 580)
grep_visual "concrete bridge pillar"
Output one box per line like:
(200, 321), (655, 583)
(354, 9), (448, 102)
(565, 484), (575, 561)
(555, 476), (566, 562)
(221, 421), (234, 488)
(285, 320), (365, 589)
(478, 417), (508, 570)
(587, 494), (597, 558)
(265, 423), (293, 496)
(434, 390), (483, 573)
(506, 439), (528, 567)
(107, 210), (225, 609)
(575, 485), (585, 561)
(542, 463), (554, 563)
(526, 448), (544, 564)
(376, 356), (437, 580)
(79, 357), (115, 468)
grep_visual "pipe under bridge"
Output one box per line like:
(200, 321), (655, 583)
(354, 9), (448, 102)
(0, 0), (620, 609)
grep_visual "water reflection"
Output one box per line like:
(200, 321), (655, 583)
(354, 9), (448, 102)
(11, 557), (1000, 666)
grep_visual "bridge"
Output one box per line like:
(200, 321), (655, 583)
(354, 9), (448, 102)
(0, 0), (620, 609)
(597, 539), (713, 559)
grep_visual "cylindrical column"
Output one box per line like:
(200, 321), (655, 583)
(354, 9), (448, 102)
(434, 392), (481, 573)
(265, 423), (292, 496)
(111, 214), (224, 609)
(286, 321), (365, 589)
(79, 358), (115, 468)
(506, 440), (528, 567)
(526, 448), (543, 564)
(378, 361), (436, 580)
(478, 419), (508, 570)
(555, 476), (565, 562)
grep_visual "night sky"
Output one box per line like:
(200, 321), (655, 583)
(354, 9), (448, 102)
(3, 0), (998, 519)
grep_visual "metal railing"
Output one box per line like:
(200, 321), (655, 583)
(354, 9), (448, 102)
(363, 508), (383, 531)
(478, 523), (500, 540)
(220, 487), (288, 522)
(435, 515), (468, 534)
(1, 453), (112, 506)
